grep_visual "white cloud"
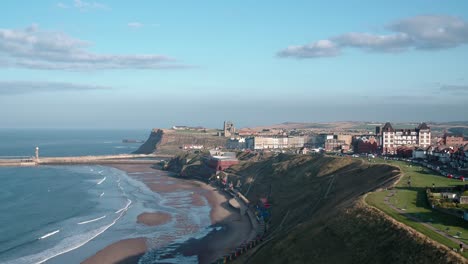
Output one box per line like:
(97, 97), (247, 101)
(277, 40), (340, 58)
(279, 15), (468, 58)
(56, 2), (68, 9)
(389, 15), (468, 49)
(128, 22), (144, 29)
(73, 0), (108, 11)
(0, 81), (110, 95)
(0, 25), (188, 70)
(56, 0), (108, 11)
(333, 32), (412, 52)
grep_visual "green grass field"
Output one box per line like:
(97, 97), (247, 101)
(366, 158), (468, 258)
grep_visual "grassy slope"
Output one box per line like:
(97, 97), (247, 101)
(366, 159), (468, 258)
(227, 154), (465, 264)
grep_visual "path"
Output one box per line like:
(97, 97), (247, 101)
(383, 189), (467, 248)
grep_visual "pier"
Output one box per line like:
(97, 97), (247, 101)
(0, 153), (173, 167)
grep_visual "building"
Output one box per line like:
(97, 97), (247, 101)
(226, 138), (247, 149)
(337, 134), (353, 146)
(322, 134), (350, 152)
(223, 121), (236, 137)
(412, 148), (427, 159)
(417, 123), (431, 148)
(246, 136), (305, 150)
(380, 122), (431, 155)
(450, 144), (468, 170)
(426, 146), (453, 164)
(353, 136), (379, 154)
(324, 138), (346, 152)
(207, 150), (239, 171)
(443, 134), (466, 147)
(183, 144), (204, 150)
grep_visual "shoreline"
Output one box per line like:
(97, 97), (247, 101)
(82, 163), (255, 264)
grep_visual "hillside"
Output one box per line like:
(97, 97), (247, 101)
(222, 154), (466, 263)
(134, 129), (228, 154)
(162, 153), (466, 263)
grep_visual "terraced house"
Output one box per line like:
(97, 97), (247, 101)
(379, 122), (431, 155)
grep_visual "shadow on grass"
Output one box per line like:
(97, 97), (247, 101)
(393, 186), (468, 241)
(400, 211), (468, 243)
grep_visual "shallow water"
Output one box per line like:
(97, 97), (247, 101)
(0, 129), (213, 263)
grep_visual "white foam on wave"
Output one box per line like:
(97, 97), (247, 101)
(115, 199), (132, 214)
(6, 196), (133, 264)
(38, 230), (60, 240)
(2, 167), (138, 264)
(99, 192), (105, 197)
(97, 177), (106, 185)
(77, 215), (106, 225)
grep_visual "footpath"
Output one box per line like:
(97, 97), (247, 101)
(211, 186), (265, 263)
(384, 189), (467, 250)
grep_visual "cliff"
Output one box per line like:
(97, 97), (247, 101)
(134, 129), (229, 154)
(221, 154), (464, 264)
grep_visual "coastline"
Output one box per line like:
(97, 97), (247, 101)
(82, 163), (254, 264)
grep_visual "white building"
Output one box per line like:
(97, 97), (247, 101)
(380, 122), (432, 155)
(246, 136), (305, 150)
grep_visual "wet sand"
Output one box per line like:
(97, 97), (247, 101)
(82, 238), (147, 264)
(137, 212), (171, 227)
(82, 164), (254, 264)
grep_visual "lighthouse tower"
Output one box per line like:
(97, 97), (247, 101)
(35, 147), (39, 161)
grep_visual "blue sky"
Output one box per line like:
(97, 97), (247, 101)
(0, 0), (467, 128)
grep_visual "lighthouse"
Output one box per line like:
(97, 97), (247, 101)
(35, 147), (39, 161)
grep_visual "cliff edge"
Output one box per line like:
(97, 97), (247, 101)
(134, 129), (164, 154)
(134, 129), (228, 154)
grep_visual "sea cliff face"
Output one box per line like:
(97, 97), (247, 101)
(134, 129), (164, 154)
(134, 129), (228, 154)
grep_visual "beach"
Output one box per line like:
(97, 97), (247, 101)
(83, 164), (255, 264)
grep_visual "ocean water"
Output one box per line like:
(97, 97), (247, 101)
(0, 129), (213, 264)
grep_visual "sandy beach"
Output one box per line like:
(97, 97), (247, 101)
(82, 163), (254, 264)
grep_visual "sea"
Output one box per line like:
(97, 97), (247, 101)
(0, 129), (211, 264)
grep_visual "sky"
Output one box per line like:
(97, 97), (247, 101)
(0, 0), (467, 129)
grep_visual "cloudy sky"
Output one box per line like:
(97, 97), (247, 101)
(1, 0), (467, 128)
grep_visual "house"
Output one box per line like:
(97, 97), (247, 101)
(441, 192), (457, 199)
(427, 146), (454, 164)
(226, 138), (246, 149)
(412, 148), (427, 159)
(183, 144), (204, 150)
(459, 196), (468, 204)
(353, 136), (379, 154)
(299, 147), (309, 155)
(443, 133), (465, 147)
(207, 150), (239, 171)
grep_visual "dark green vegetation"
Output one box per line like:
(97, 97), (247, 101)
(164, 151), (467, 263)
(201, 154), (465, 264)
(366, 159), (468, 259)
(227, 155), (465, 264)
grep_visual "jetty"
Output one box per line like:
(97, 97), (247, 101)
(0, 152), (172, 167)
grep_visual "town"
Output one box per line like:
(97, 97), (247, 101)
(172, 121), (468, 176)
